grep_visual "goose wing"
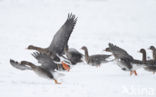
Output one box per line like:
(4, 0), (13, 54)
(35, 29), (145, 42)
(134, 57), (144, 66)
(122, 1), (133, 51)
(32, 52), (57, 71)
(48, 13), (77, 56)
(10, 59), (31, 70)
(108, 43), (133, 60)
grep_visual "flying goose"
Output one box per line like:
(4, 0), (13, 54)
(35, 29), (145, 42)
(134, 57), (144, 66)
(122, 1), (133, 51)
(10, 52), (70, 84)
(27, 13), (77, 69)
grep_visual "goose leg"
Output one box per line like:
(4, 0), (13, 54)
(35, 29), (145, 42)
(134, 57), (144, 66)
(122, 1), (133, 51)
(61, 62), (70, 71)
(54, 79), (61, 84)
(153, 72), (155, 74)
(130, 70), (137, 76)
(133, 70), (137, 76)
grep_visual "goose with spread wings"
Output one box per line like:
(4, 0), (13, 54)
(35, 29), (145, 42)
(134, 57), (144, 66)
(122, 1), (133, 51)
(105, 43), (145, 76)
(10, 52), (69, 84)
(27, 13), (77, 70)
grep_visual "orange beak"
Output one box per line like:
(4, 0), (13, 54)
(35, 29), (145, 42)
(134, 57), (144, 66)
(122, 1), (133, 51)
(61, 62), (70, 71)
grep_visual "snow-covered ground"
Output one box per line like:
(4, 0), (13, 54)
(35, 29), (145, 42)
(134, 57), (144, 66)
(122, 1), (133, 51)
(0, 0), (156, 97)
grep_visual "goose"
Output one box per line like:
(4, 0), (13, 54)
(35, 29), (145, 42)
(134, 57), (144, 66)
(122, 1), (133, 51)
(139, 48), (156, 74)
(105, 43), (144, 76)
(81, 46), (111, 66)
(64, 45), (83, 65)
(10, 52), (70, 84)
(27, 13), (77, 70)
(149, 46), (156, 60)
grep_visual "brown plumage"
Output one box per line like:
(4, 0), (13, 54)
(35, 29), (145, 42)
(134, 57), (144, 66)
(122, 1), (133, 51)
(139, 48), (156, 74)
(81, 46), (111, 66)
(105, 43), (145, 76)
(149, 46), (156, 60)
(27, 13), (77, 62)
(10, 59), (61, 84)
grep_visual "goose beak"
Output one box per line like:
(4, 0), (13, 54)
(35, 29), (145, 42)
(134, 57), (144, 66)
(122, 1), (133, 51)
(61, 62), (70, 72)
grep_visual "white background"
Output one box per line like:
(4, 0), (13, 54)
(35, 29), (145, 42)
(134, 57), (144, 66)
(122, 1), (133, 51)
(0, 0), (156, 97)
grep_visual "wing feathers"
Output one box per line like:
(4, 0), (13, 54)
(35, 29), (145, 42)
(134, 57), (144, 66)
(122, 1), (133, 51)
(10, 59), (32, 70)
(48, 13), (77, 55)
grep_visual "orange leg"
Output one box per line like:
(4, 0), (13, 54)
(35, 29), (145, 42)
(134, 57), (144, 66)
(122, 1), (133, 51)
(54, 79), (61, 84)
(130, 70), (138, 76)
(133, 70), (138, 76)
(62, 62), (70, 71)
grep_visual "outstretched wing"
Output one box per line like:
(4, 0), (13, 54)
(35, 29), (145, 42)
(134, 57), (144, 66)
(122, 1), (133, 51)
(108, 43), (133, 60)
(48, 13), (77, 56)
(32, 52), (57, 71)
(10, 59), (32, 70)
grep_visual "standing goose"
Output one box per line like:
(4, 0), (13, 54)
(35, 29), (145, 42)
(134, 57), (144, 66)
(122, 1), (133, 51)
(105, 43), (144, 76)
(81, 46), (111, 66)
(9, 52), (70, 84)
(139, 48), (156, 74)
(64, 45), (83, 65)
(149, 46), (156, 60)
(27, 13), (77, 70)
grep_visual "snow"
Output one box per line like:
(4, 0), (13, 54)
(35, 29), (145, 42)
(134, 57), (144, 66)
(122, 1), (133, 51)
(0, 0), (156, 97)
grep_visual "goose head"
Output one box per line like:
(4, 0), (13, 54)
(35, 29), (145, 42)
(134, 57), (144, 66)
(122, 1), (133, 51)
(139, 48), (146, 54)
(81, 46), (87, 51)
(27, 45), (36, 50)
(149, 46), (155, 51)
